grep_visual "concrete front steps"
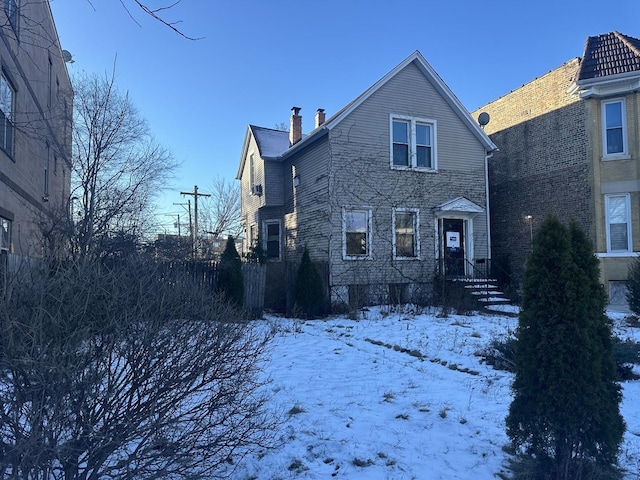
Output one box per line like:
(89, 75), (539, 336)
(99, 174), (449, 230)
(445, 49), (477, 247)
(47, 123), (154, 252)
(453, 278), (516, 314)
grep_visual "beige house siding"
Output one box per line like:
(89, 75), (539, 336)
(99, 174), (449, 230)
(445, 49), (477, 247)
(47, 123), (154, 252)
(283, 138), (331, 263)
(0, 1), (73, 255)
(238, 52), (495, 310)
(325, 62), (490, 304)
(588, 91), (640, 295)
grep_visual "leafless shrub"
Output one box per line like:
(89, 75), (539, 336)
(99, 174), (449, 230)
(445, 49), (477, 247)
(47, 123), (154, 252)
(0, 256), (276, 479)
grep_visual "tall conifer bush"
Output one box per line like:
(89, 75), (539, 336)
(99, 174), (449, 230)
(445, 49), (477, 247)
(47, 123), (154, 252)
(217, 236), (244, 308)
(506, 215), (624, 479)
(294, 247), (325, 318)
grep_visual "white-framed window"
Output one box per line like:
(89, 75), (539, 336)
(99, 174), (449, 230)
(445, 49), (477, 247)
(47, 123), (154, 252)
(391, 115), (436, 170)
(343, 207), (372, 259)
(605, 194), (632, 252)
(602, 98), (628, 159)
(44, 142), (50, 197)
(0, 216), (10, 251)
(0, 72), (15, 156)
(263, 220), (281, 261)
(249, 153), (256, 192)
(393, 208), (419, 259)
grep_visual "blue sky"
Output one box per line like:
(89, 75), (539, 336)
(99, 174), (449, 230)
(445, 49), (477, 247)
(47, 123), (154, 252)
(49, 0), (640, 230)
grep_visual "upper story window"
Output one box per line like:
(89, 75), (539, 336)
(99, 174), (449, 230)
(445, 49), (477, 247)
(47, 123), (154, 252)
(602, 99), (628, 159)
(249, 153), (262, 195)
(343, 207), (371, 259)
(0, 216), (10, 251)
(605, 194), (632, 253)
(4, 0), (18, 33)
(263, 220), (281, 261)
(0, 72), (15, 156)
(393, 208), (419, 259)
(391, 115), (436, 170)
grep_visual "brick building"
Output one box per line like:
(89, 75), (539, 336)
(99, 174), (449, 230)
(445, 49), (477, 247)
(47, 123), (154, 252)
(473, 32), (640, 305)
(0, 1), (73, 256)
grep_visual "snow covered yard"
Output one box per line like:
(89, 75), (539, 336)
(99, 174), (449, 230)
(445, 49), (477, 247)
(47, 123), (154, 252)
(234, 306), (640, 480)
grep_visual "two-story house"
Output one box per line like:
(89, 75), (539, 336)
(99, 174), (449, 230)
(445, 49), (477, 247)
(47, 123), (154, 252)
(238, 51), (497, 310)
(0, 1), (73, 257)
(473, 31), (640, 305)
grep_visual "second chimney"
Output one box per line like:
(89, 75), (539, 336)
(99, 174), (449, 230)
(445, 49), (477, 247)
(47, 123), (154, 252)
(290, 106), (302, 146)
(315, 108), (326, 128)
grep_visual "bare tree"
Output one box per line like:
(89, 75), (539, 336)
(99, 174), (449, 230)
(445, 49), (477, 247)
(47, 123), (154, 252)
(82, 0), (201, 40)
(199, 176), (242, 244)
(0, 256), (276, 479)
(71, 69), (177, 257)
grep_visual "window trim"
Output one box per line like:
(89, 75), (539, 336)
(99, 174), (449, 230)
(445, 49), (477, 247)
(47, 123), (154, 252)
(262, 219), (282, 261)
(393, 208), (420, 259)
(0, 70), (15, 157)
(602, 98), (629, 160)
(343, 207), (372, 260)
(0, 216), (10, 251)
(605, 193), (632, 253)
(390, 115), (437, 171)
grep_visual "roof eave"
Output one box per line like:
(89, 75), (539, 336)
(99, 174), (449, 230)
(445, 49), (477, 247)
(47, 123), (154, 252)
(236, 126), (253, 180)
(575, 70), (640, 98)
(278, 126), (330, 161)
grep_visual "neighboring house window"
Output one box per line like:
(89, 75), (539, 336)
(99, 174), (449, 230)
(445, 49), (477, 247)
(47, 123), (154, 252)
(4, 0), (18, 33)
(343, 208), (371, 259)
(0, 72), (14, 155)
(0, 216), (10, 251)
(605, 194), (632, 252)
(264, 220), (281, 260)
(249, 224), (257, 247)
(249, 153), (262, 195)
(602, 99), (627, 158)
(393, 208), (419, 258)
(44, 143), (50, 197)
(391, 115), (436, 170)
(249, 154), (255, 192)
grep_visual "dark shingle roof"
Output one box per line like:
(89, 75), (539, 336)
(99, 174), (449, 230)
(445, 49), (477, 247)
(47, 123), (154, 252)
(577, 31), (640, 81)
(249, 125), (290, 159)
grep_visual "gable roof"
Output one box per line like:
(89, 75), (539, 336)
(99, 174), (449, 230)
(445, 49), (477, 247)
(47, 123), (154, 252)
(238, 50), (498, 178)
(237, 125), (291, 179)
(577, 31), (640, 81)
(281, 50), (497, 160)
(250, 125), (290, 159)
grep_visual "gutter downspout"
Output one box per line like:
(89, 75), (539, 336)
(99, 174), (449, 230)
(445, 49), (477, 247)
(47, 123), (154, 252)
(485, 151), (493, 270)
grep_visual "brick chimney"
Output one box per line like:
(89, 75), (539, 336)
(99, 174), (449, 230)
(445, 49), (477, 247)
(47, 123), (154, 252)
(289, 106), (302, 145)
(315, 108), (326, 128)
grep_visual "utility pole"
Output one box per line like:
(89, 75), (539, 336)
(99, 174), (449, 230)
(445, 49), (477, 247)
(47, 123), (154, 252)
(180, 185), (211, 259)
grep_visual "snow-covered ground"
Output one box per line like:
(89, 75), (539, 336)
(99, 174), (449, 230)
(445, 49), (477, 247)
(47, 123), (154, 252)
(233, 306), (640, 479)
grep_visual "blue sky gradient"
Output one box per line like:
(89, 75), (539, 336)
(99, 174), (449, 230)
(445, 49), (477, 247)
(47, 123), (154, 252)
(49, 0), (640, 230)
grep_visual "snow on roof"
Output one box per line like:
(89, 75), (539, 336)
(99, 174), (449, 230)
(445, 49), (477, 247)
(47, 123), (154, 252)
(250, 125), (290, 159)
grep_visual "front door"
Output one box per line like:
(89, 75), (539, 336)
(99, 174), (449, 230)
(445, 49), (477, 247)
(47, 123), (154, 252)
(443, 218), (464, 277)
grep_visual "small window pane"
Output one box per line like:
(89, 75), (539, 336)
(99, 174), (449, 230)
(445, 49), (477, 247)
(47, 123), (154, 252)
(610, 224), (628, 251)
(266, 222), (280, 259)
(609, 196), (626, 223)
(606, 129), (623, 154)
(605, 102), (622, 129)
(0, 217), (10, 250)
(393, 144), (409, 166)
(395, 212), (416, 257)
(416, 146), (431, 168)
(345, 210), (368, 257)
(416, 124), (430, 146)
(392, 120), (409, 166)
(393, 121), (408, 143)
(608, 196), (630, 251)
